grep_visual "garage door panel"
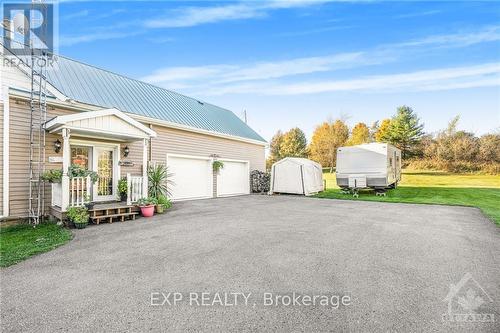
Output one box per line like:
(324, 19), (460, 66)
(217, 160), (249, 197)
(168, 156), (212, 200)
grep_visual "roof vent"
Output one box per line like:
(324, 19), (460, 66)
(197, 100), (204, 105)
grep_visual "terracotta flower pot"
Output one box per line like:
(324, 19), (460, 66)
(140, 205), (155, 217)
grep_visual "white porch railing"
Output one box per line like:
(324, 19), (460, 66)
(52, 174), (146, 211)
(127, 173), (144, 205)
(69, 176), (91, 207)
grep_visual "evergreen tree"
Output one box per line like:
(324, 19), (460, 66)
(385, 106), (424, 158)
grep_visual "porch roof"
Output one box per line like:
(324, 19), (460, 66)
(45, 108), (157, 141)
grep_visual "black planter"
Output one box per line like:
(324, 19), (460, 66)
(73, 222), (88, 229)
(120, 193), (127, 202)
(85, 202), (95, 210)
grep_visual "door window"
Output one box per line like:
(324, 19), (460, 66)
(97, 150), (113, 196)
(71, 146), (90, 169)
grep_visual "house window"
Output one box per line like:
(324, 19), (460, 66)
(71, 146), (90, 169)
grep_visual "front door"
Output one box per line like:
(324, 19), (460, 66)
(93, 147), (116, 201)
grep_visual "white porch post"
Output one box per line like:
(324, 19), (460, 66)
(142, 138), (148, 198)
(61, 128), (71, 211)
(126, 173), (132, 205)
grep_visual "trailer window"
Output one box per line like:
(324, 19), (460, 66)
(389, 157), (393, 167)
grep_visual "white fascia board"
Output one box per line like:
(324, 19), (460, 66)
(45, 108), (157, 138)
(131, 114), (267, 147)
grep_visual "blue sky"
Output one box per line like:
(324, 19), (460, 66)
(56, 0), (499, 141)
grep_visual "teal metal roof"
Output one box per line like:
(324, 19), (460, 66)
(44, 56), (266, 143)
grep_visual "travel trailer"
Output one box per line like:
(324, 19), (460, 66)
(270, 158), (324, 196)
(336, 143), (401, 195)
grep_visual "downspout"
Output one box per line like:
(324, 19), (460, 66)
(3, 87), (10, 217)
(148, 124), (153, 162)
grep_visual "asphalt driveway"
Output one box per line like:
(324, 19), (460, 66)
(1, 195), (499, 332)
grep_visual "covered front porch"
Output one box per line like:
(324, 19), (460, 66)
(45, 108), (157, 212)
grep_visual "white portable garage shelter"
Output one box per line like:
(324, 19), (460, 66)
(270, 158), (324, 196)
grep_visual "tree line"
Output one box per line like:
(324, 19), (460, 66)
(267, 106), (499, 174)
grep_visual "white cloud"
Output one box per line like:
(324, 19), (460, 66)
(145, 4), (264, 28)
(144, 0), (334, 28)
(59, 31), (140, 46)
(395, 10), (441, 19)
(400, 25), (500, 48)
(147, 62), (500, 96)
(141, 52), (374, 85)
(246, 63), (500, 95)
(140, 25), (500, 96)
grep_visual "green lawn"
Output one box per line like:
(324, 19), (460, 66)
(319, 170), (500, 226)
(0, 223), (72, 267)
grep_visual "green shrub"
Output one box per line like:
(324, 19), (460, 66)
(41, 169), (63, 183)
(405, 158), (500, 175)
(66, 206), (89, 224)
(157, 195), (172, 210)
(118, 178), (128, 194)
(68, 164), (98, 183)
(137, 197), (158, 206)
(148, 164), (174, 198)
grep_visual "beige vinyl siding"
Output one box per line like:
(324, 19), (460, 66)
(150, 125), (265, 171)
(8, 99), (73, 217)
(119, 140), (145, 178)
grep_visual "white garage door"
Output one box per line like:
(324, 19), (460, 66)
(217, 160), (250, 197)
(167, 155), (212, 200)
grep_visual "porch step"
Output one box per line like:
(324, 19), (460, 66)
(90, 212), (139, 224)
(89, 204), (140, 225)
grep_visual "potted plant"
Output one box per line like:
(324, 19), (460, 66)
(213, 160), (224, 174)
(137, 197), (157, 217)
(40, 169), (63, 183)
(84, 194), (94, 210)
(118, 178), (128, 202)
(155, 195), (172, 214)
(148, 164), (174, 198)
(66, 206), (89, 229)
(68, 164), (99, 184)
